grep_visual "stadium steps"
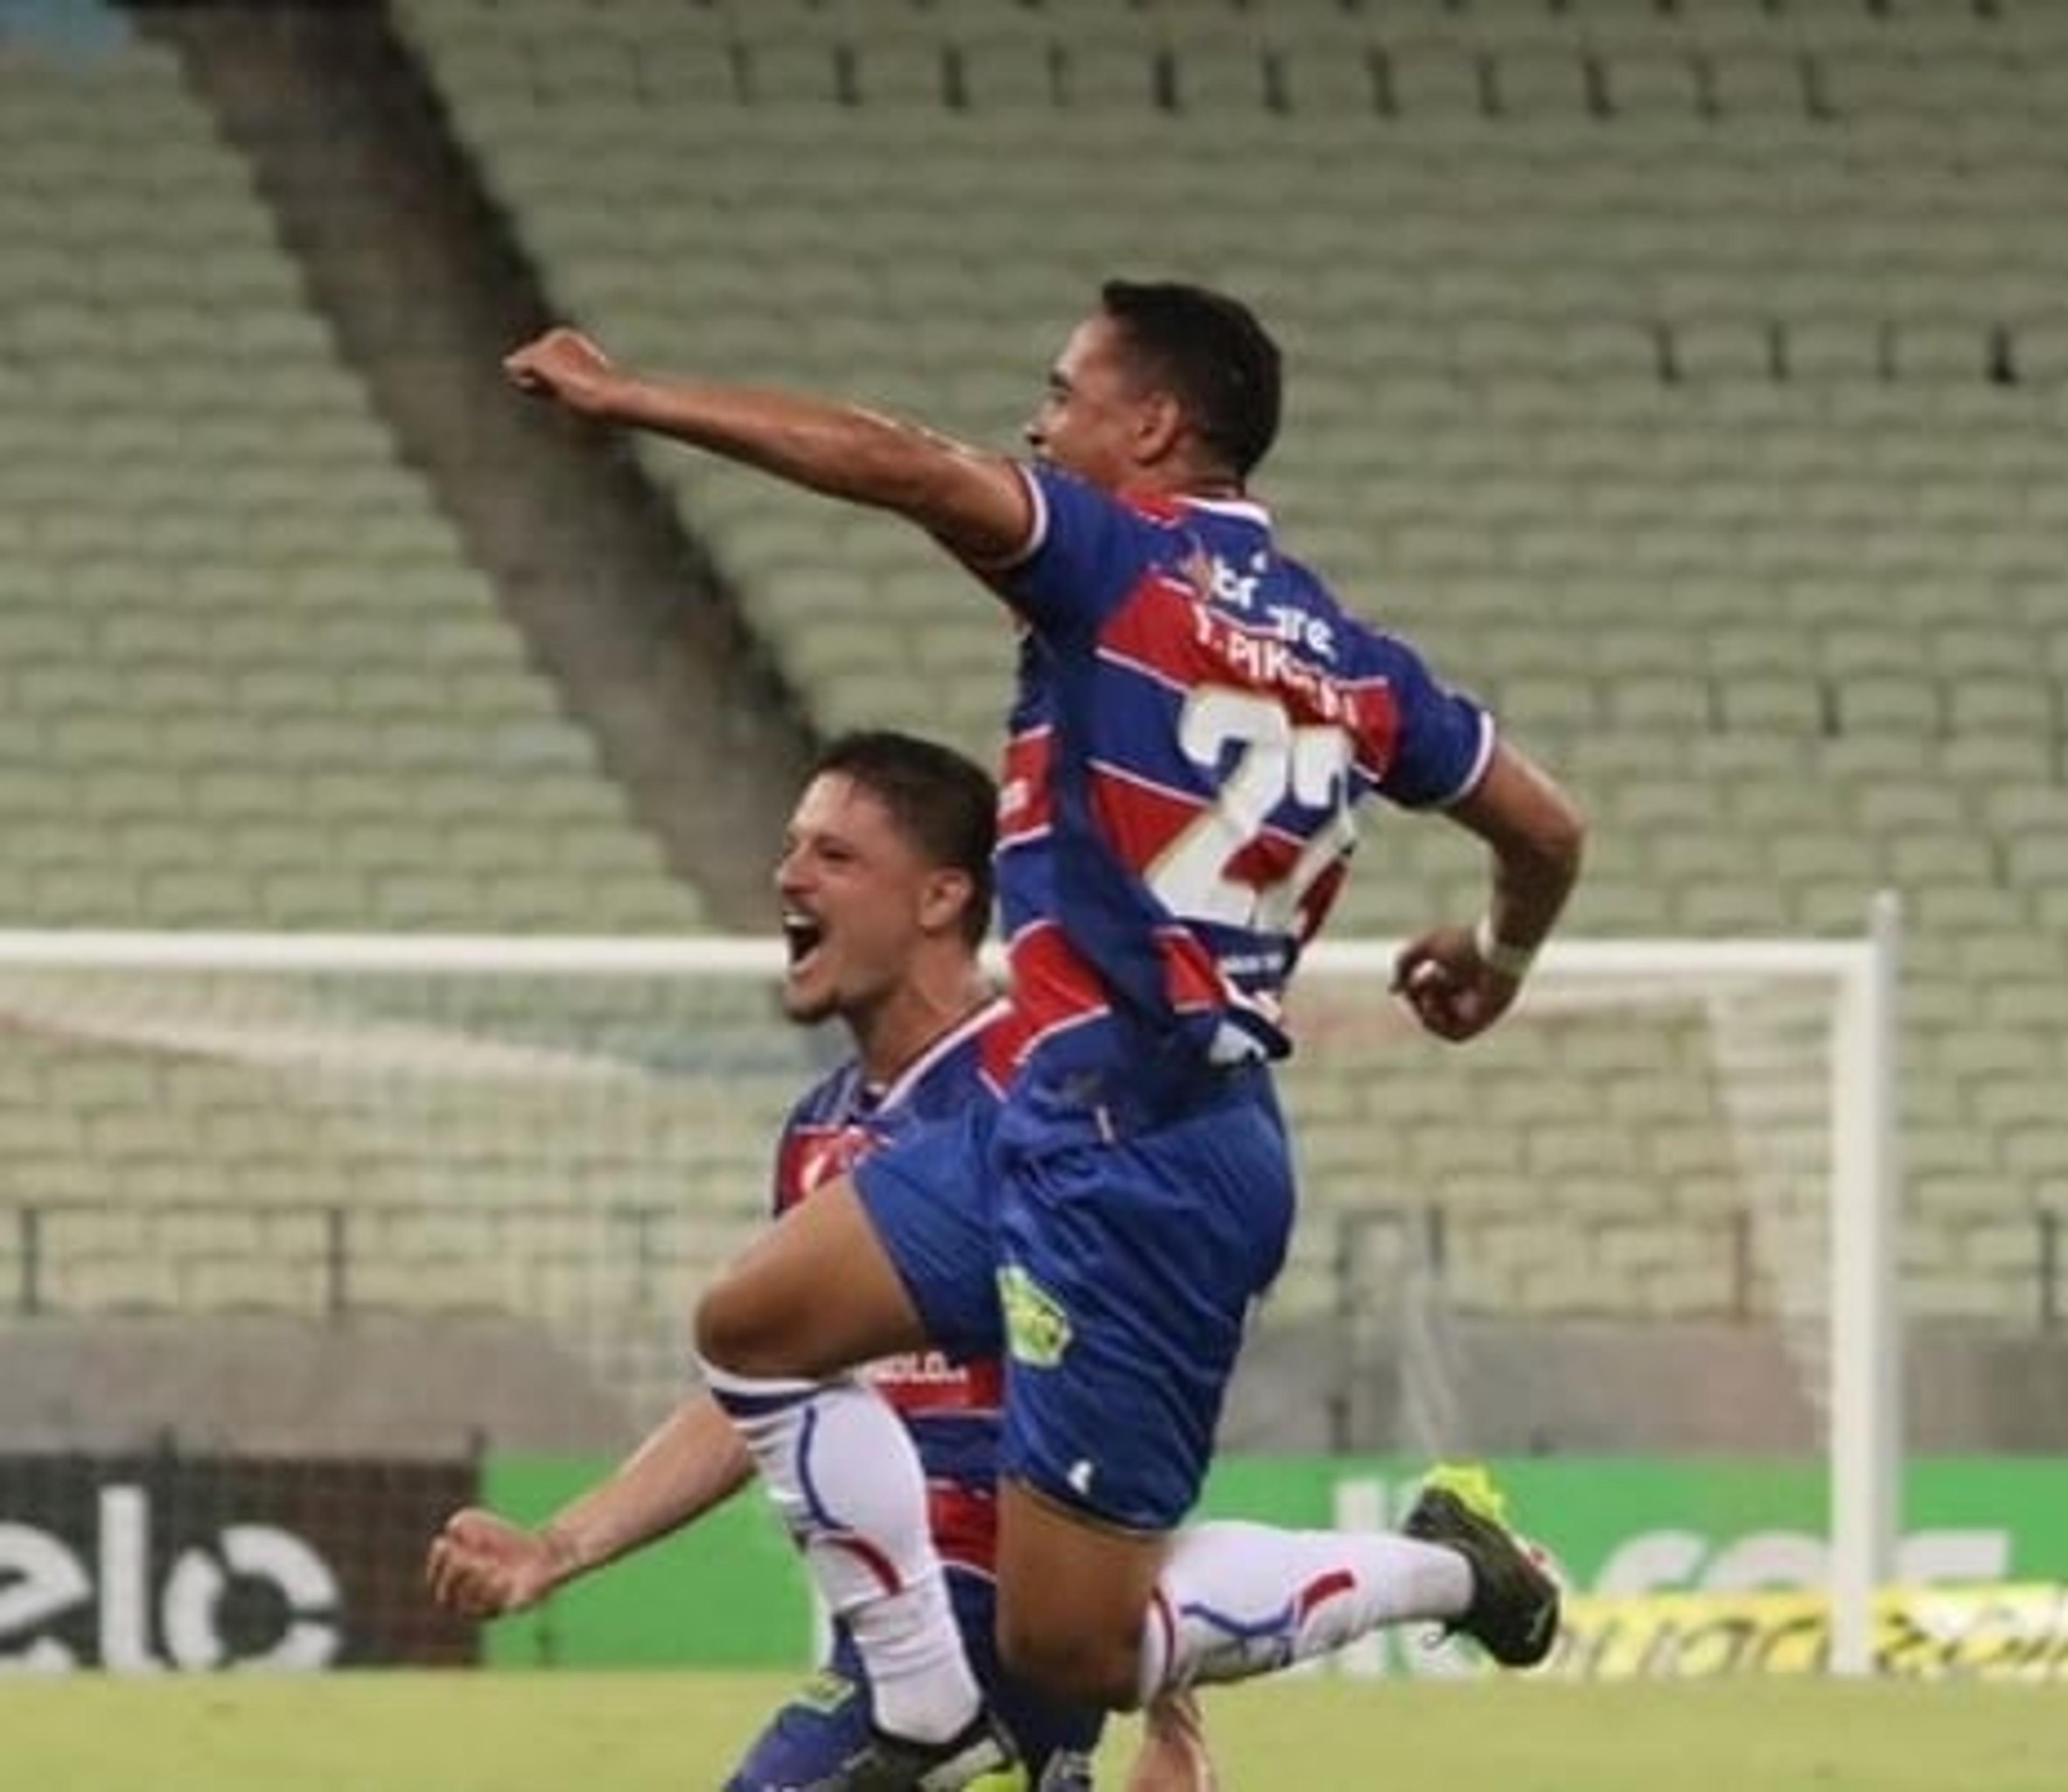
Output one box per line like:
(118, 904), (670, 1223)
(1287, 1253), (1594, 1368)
(135, 0), (822, 929)
(0, 36), (704, 933)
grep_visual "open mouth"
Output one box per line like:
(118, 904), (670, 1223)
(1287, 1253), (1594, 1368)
(782, 911), (826, 972)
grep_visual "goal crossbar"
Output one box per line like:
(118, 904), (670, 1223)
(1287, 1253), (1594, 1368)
(0, 930), (1881, 982)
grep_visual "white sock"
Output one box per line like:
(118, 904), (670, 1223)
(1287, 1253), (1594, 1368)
(1138, 1520), (1473, 1701)
(701, 1357), (982, 1743)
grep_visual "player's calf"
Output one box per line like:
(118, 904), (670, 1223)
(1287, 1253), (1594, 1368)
(994, 1480), (1167, 1711)
(995, 1601), (1145, 1713)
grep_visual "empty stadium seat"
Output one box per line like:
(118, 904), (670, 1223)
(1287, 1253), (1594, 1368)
(7, 0), (2056, 1350)
(0, 36), (704, 934)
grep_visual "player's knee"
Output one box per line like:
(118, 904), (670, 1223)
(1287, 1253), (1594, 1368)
(996, 1606), (1143, 1712)
(693, 1272), (788, 1377)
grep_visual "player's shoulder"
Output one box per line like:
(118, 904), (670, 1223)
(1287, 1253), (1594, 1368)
(1029, 460), (1187, 531)
(1268, 542), (1433, 662)
(1117, 487), (1192, 528)
(895, 1000), (1011, 1119)
(1259, 542), (1372, 636)
(783, 1059), (863, 1134)
(1268, 541), (1344, 605)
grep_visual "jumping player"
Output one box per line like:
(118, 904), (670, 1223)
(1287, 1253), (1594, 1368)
(505, 281), (1585, 1789)
(425, 732), (1217, 1791)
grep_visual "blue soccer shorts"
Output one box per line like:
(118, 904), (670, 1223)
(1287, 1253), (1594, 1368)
(725, 1566), (1099, 1790)
(854, 1070), (1294, 1534)
(853, 1098), (1008, 1362)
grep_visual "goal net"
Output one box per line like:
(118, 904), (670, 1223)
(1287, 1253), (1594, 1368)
(0, 919), (1898, 1673)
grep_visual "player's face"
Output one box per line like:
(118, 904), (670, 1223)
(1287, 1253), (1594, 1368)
(1024, 313), (1155, 490)
(774, 773), (938, 1026)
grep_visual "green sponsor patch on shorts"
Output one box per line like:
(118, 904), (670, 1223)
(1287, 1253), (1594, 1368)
(999, 1263), (1073, 1367)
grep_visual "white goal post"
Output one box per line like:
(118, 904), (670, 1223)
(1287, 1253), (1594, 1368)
(0, 899), (1900, 1674)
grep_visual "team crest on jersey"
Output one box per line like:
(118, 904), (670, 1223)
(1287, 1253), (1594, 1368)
(777, 1121), (877, 1209)
(1178, 538), (1263, 612)
(998, 1264), (1072, 1368)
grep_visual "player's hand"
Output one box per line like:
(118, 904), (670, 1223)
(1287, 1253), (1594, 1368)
(503, 325), (622, 416)
(425, 1507), (575, 1618)
(1126, 1690), (1218, 1792)
(1392, 923), (1522, 1042)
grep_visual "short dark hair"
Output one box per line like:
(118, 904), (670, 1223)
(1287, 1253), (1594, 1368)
(1099, 279), (1283, 481)
(810, 730), (996, 948)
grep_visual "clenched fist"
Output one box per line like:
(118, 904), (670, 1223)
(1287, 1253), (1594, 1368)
(503, 325), (621, 416)
(425, 1507), (576, 1619)
(1392, 922), (1523, 1043)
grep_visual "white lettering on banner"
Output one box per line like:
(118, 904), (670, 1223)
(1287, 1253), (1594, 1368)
(1898, 1530), (2014, 1585)
(1593, 1530), (1706, 1595)
(0, 1523), (90, 1672)
(0, 1485), (342, 1673)
(1594, 1528), (2011, 1595)
(161, 1527), (343, 1671)
(99, 1484), (157, 1674)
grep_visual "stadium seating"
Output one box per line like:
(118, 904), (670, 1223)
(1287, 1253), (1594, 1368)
(380, 0), (2066, 1356)
(0, 25), (738, 1381)
(6, 3), (2064, 1423)
(0, 36), (703, 935)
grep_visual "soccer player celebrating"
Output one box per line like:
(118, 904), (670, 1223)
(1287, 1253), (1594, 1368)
(425, 731), (1217, 1791)
(505, 281), (1584, 1789)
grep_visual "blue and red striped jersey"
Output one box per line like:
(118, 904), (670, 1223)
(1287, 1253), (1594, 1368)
(771, 999), (1009, 1574)
(977, 462), (1493, 1096)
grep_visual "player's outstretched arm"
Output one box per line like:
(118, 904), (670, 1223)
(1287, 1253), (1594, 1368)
(425, 1391), (754, 1618)
(503, 326), (1034, 567)
(1393, 739), (1585, 1044)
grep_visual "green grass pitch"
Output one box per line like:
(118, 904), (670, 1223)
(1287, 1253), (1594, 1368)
(3, 1671), (2059, 1790)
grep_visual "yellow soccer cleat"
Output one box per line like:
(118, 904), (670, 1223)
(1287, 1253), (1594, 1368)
(1405, 1461), (1561, 1668)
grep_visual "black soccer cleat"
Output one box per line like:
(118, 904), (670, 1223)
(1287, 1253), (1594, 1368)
(807, 1707), (1022, 1791)
(1403, 1461), (1562, 1669)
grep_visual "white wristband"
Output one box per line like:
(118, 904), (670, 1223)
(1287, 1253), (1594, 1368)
(1473, 915), (1536, 982)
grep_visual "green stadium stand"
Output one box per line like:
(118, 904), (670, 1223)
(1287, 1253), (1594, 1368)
(368, 0), (2068, 1342)
(0, 29), (740, 1363)
(0, 1), (2058, 1395)
(0, 38), (705, 936)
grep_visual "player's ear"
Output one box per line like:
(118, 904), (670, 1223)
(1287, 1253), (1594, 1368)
(918, 868), (975, 937)
(1133, 389), (1186, 465)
